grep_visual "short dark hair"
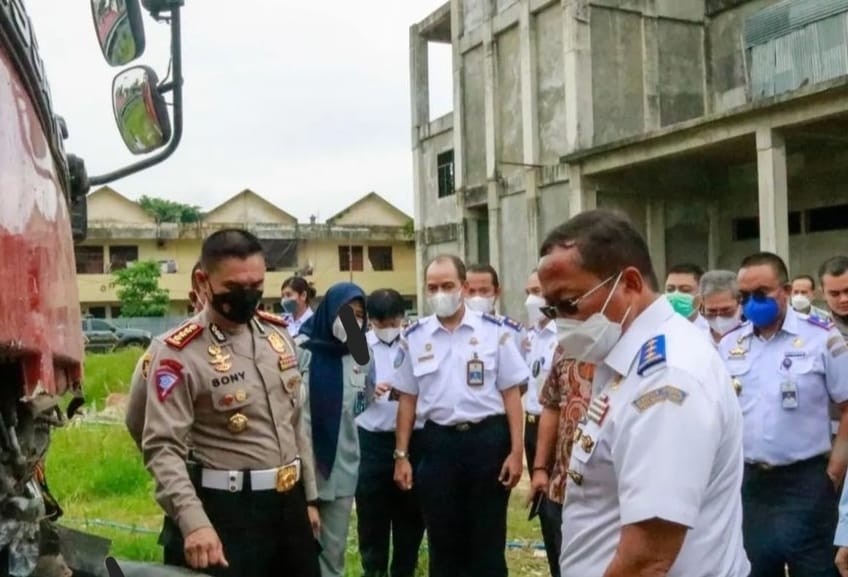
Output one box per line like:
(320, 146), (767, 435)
(819, 256), (848, 281)
(467, 264), (500, 288)
(667, 263), (704, 283)
(539, 209), (659, 291)
(366, 289), (406, 320)
(282, 276), (317, 302)
(425, 254), (467, 282)
(739, 251), (789, 285)
(792, 274), (816, 291)
(200, 228), (264, 271)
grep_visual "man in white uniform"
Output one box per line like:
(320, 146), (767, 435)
(536, 209), (749, 577)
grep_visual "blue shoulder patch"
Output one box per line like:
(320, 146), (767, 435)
(637, 335), (667, 377)
(502, 316), (522, 332)
(482, 313), (502, 326)
(807, 312), (834, 330)
(403, 320), (421, 337)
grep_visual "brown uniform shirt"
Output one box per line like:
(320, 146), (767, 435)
(126, 340), (162, 450)
(141, 308), (317, 537)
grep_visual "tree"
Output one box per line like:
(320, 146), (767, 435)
(112, 260), (170, 317)
(138, 195), (202, 223)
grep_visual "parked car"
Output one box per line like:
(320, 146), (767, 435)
(81, 317), (152, 352)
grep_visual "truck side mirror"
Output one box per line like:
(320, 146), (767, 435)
(90, 0), (146, 67)
(112, 65), (172, 155)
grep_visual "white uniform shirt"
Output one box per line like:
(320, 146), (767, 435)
(561, 297), (749, 577)
(356, 331), (424, 432)
(283, 307), (314, 338)
(393, 309), (530, 426)
(524, 321), (558, 416)
(717, 308), (848, 465)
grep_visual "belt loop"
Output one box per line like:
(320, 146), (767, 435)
(242, 469), (252, 493)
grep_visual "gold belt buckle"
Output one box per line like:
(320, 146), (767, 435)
(456, 423), (470, 432)
(275, 462), (299, 493)
(527, 414), (537, 424)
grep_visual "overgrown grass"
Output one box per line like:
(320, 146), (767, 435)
(45, 349), (551, 575)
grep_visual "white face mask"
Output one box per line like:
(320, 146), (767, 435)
(465, 295), (495, 314)
(790, 294), (811, 312)
(373, 326), (401, 344)
(525, 294), (546, 326)
(707, 312), (740, 336)
(427, 290), (463, 318)
(332, 316), (363, 343)
(555, 273), (629, 363)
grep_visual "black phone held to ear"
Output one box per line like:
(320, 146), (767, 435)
(339, 304), (370, 365)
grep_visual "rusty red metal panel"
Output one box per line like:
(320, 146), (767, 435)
(0, 47), (83, 396)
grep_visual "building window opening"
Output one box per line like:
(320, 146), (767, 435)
(437, 150), (455, 198)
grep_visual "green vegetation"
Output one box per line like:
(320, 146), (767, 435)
(138, 196), (203, 224)
(112, 260), (170, 317)
(46, 350), (550, 575)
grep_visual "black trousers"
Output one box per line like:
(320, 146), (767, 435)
(524, 415), (562, 577)
(416, 415), (511, 577)
(742, 455), (839, 577)
(355, 428), (426, 577)
(162, 479), (320, 577)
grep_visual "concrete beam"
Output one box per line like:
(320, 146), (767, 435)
(563, 0), (594, 153)
(642, 3), (661, 131)
(756, 127), (790, 262)
(417, 1), (452, 43)
(563, 78), (848, 175)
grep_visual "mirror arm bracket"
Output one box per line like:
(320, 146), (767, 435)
(157, 81), (176, 95)
(89, 2), (184, 187)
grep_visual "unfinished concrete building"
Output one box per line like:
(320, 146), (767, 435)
(410, 0), (848, 317)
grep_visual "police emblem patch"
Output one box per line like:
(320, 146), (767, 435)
(154, 359), (184, 402)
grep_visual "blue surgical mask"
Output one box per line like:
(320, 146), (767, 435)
(742, 296), (780, 328)
(280, 297), (298, 315)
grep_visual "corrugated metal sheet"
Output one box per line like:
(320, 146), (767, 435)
(748, 11), (848, 99)
(745, 0), (848, 47)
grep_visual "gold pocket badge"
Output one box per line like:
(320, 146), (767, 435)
(581, 435), (594, 453)
(268, 332), (288, 354)
(227, 413), (248, 434)
(275, 463), (299, 492)
(208, 344), (232, 372)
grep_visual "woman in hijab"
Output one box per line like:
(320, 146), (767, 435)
(300, 282), (375, 577)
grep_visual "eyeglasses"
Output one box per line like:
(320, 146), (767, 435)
(539, 274), (618, 320)
(739, 289), (776, 305)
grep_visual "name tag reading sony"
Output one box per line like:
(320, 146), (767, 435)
(467, 354), (484, 387)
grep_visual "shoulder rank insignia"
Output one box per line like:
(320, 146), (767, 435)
(636, 335), (666, 377)
(164, 323), (203, 350)
(807, 311), (834, 330)
(632, 385), (688, 413)
(256, 310), (288, 327)
(502, 316), (522, 332)
(403, 320), (421, 337)
(482, 313), (502, 326)
(140, 353), (153, 380)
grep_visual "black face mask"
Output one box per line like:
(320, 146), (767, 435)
(208, 284), (263, 324)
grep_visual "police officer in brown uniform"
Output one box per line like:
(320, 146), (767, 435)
(141, 229), (321, 577)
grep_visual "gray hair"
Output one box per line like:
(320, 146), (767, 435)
(699, 270), (740, 299)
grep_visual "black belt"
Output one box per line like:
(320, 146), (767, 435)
(425, 414), (506, 432)
(744, 453), (828, 473)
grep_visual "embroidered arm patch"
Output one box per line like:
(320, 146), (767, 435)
(632, 385), (688, 413)
(154, 359), (185, 402)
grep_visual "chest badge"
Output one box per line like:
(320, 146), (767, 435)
(278, 353), (297, 372)
(208, 344), (232, 373)
(732, 377), (742, 396)
(284, 374), (302, 394)
(587, 394), (610, 426)
(793, 337), (803, 349)
(227, 413), (248, 434)
(469, 337), (478, 346)
(268, 332), (289, 354)
(467, 353), (484, 387)
(581, 434), (595, 453)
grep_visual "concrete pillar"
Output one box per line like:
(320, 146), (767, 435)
(451, 1), (467, 262)
(520, 2), (541, 264)
(483, 23), (501, 274)
(707, 201), (720, 270)
(409, 26), (429, 314)
(642, 2), (661, 131)
(563, 0), (594, 152)
(568, 163), (597, 217)
(755, 126), (790, 262)
(646, 199), (667, 282)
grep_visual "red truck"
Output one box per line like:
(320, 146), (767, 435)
(0, 1), (196, 575)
